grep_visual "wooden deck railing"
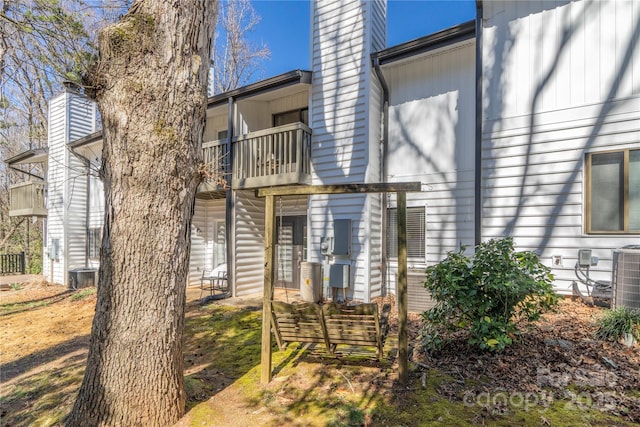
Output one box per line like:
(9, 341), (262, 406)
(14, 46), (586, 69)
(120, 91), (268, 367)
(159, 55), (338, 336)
(199, 139), (229, 193)
(9, 181), (47, 217)
(0, 252), (25, 275)
(232, 122), (312, 189)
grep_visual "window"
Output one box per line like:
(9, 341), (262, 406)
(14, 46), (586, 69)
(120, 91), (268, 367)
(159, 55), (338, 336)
(217, 130), (228, 140)
(88, 228), (101, 258)
(273, 108), (308, 127)
(586, 149), (639, 233)
(387, 207), (426, 259)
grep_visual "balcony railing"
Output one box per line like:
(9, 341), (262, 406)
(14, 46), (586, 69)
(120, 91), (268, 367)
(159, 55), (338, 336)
(232, 122), (312, 189)
(9, 181), (47, 217)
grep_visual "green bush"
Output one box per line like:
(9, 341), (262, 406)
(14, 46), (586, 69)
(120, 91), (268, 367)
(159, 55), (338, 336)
(421, 237), (558, 352)
(595, 307), (640, 343)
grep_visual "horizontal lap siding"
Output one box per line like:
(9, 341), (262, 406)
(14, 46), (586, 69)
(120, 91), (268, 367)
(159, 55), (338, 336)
(45, 95), (68, 285)
(384, 40), (476, 294)
(66, 96), (97, 277)
(482, 0), (640, 293)
(188, 198), (226, 287)
(43, 92), (97, 285)
(310, 0), (385, 301)
(234, 190), (265, 296)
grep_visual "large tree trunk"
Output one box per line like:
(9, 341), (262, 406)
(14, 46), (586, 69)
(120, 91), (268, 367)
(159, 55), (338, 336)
(67, 1), (216, 425)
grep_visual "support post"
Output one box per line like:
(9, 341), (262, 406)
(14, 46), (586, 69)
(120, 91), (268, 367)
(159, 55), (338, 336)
(261, 194), (276, 384)
(397, 191), (408, 383)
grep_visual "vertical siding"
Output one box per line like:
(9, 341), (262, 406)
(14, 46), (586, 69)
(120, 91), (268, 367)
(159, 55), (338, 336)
(482, 0), (640, 292)
(385, 41), (477, 275)
(483, 0), (640, 121)
(234, 190), (265, 296)
(309, 0), (385, 301)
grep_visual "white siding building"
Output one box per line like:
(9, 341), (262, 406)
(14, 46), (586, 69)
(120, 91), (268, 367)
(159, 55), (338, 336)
(6, 0), (638, 302)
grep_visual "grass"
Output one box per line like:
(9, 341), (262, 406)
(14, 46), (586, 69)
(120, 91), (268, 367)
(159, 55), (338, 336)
(70, 287), (96, 301)
(2, 290), (638, 426)
(595, 307), (640, 343)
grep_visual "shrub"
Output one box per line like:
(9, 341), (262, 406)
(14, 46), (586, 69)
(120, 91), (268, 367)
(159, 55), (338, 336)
(421, 237), (558, 352)
(595, 307), (640, 343)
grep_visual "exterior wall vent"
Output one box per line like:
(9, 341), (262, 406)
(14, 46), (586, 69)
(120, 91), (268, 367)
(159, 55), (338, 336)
(396, 269), (436, 313)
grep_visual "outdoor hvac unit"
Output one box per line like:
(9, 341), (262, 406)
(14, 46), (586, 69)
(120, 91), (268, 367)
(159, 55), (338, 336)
(611, 246), (640, 310)
(396, 269), (436, 313)
(69, 268), (97, 290)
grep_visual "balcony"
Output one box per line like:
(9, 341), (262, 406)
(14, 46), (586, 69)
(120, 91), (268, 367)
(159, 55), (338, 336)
(9, 181), (47, 217)
(197, 140), (228, 198)
(232, 122), (312, 189)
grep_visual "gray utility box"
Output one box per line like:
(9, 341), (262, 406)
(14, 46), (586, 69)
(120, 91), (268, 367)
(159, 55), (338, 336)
(300, 262), (323, 303)
(329, 264), (350, 288)
(333, 219), (351, 256)
(69, 268), (97, 290)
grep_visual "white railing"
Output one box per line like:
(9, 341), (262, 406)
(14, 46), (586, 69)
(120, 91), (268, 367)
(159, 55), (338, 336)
(9, 181), (47, 217)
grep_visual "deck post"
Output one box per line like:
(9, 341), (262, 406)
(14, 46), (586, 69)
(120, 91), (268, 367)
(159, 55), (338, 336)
(397, 191), (408, 383)
(261, 194), (276, 384)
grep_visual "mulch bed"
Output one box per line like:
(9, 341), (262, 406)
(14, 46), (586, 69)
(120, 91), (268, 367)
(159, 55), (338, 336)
(385, 297), (640, 422)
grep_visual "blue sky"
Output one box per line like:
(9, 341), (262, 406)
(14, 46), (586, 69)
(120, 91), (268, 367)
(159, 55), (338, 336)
(247, 0), (476, 81)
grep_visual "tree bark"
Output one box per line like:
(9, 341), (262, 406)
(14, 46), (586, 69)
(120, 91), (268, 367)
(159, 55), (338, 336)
(66, 1), (216, 426)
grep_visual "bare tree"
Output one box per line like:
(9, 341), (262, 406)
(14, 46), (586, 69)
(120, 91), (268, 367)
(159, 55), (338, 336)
(65, 0), (216, 425)
(213, 0), (269, 94)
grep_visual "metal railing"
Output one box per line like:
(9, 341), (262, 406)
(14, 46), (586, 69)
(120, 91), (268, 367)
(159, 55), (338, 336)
(9, 181), (47, 217)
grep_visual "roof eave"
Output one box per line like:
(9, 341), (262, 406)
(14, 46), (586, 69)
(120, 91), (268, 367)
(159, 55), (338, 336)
(372, 20), (476, 66)
(5, 148), (49, 165)
(206, 69), (312, 108)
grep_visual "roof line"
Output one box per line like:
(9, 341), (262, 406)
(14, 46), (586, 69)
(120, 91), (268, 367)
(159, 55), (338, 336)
(206, 69), (312, 108)
(65, 69), (313, 146)
(5, 148), (49, 165)
(68, 130), (104, 149)
(372, 20), (476, 65)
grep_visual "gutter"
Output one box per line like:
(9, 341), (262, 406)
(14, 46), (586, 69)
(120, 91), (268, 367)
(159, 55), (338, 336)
(475, 1), (483, 246)
(206, 70), (312, 109)
(372, 57), (390, 295)
(372, 20), (476, 66)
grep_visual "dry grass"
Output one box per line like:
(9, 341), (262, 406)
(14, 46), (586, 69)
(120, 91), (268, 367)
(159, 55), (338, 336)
(1, 282), (638, 426)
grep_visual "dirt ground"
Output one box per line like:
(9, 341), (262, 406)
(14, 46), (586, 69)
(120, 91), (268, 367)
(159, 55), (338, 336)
(1, 278), (638, 426)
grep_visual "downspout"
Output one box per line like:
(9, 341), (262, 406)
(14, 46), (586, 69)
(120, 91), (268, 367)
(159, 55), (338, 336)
(225, 96), (234, 295)
(85, 159), (91, 268)
(373, 57), (390, 294)
(474, 0), (484, 247)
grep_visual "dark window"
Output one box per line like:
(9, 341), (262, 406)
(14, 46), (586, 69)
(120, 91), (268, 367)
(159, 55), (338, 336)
(88, 228), (101, 259)
(273, 108), (308, 127)
(586, 149), (639, 233)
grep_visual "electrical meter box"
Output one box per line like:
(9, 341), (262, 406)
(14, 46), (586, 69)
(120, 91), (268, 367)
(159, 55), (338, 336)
(320, 237), (334, 255)
(329, 264), (350, 288)
(578, 249), (592, 267)
(333, 219), (351, 256)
